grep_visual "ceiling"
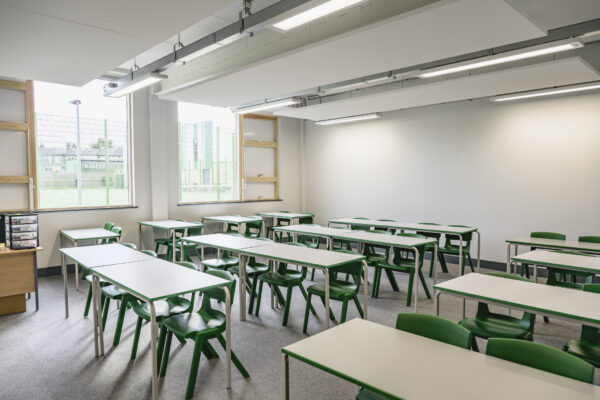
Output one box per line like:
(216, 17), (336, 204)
(505, 0), (600, 31)
(0, 0), (227, 85)
(274, 57), (600, 120)
(158, 0), (546, 107)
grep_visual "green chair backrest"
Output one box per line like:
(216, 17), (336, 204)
(393, 233), (427, 265)
(546, 250), (594, 288)
(364, 229), (392, 257)
(122, 243), (137, 250)
(531, 231), (566, 240)
(277, 242), (308, 275)
(245, 217), (263, 234)
(579, 236), (600, 244)
(445, 225), (473, 245)
(395, 313), (471, 349)
(103, 222), (115, 231)
(373, 219), (395, 232)
(298, 215), (314, 224)
(176, 261), (199, 271)
(351, 217), (371, 231)
(331, 249), (363, 286)
(486, 338), (594, 384)
(225, 215), (242, 233)
(201, 270), (236, 308)
(417, 222), (441, 240)
(141, 249), (157, 257)
(111, 226), (122, 236)
(187, 223), (203, 236)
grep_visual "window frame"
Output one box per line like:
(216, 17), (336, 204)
(33, 86), (135, 211)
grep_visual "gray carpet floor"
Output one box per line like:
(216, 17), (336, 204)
(0, 262), (593, 400)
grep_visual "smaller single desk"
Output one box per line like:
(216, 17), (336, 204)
(93, 259), (231, 400)
(59, 243), (153, 318)
(0, 247), (42, 314)
(202, 215), (262, 235)
(60, 228), (121, 289)
(241, 243), (367, 329)
(511, 250), (600, 281)
(329, 218), (480, 275)
(138, 220), (203, 262)
(281, 318), (600, 400)
(256, 212), (313, 237)
(179, 233), (270, 320)
(506, 236), (600, 274)
(434, 273), (600, 327)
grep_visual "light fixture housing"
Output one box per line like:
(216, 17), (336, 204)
(273, 0), (365, 31)
(235, 98), (302, 114)
(490, 81), (600, 102)
(418, 39), (583, 79)
(104, 72), (167, 97)
(316, 113), (381, 125)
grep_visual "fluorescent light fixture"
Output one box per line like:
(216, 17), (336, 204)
(273, 0), (365, 31)
(418, 39), (583, 78)
(178, 32), (248, 63)
(104, 72), (167, 97)
(316, 113), (381, 125)
(490, 81), (600, 102)
(236, 98), (302, 114)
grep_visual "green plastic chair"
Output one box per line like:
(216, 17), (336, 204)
(416, 222), (443, 277)
(373, 218), (395, 232)
(579, 236), (600, 244)
(356, 313), (472, 400)
(201, 233), (240, 271)
(122, 243), (137, 249)
(372, 233), (431, 307)
(487, 338), (594, 383)
(563, 284), (600, 367)
(438, 225), (473, 276)
(130, 262), (199, 363)
(362, 230), (398, 292)
(229, 238), (272, 314)
(254, 242), (317, 326)
(242, 216), (263, 238)
(266, 211), (293, 242)
(459, 272), (536, 351)
(154, 219), (186, 255)
(100, 222), (115, 244)
(302, 250), (364, 334)
(350, 217), (371, 231)
(519, 232), (566, 278)
(141, 249), (158, 258)
(546, 250), (594, 289)
(168, 222), (203, 262)
(107, 226), (122, 243)
(158, 270), (249, 400)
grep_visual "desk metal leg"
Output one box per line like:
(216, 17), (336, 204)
(95, 276), (105, 356)
(362, 260), (368, 320)
(506, 243), (512, 273)
(34, 253), (39, 310)
(458, 234), (463, 275)
(433, 244), (439, 285)
(74, 239), (79, 290)
(150, 302), (158, 400)
(282, 354), (290, 400)
(239, 255), (247, 321)
(413, 247), (419, 312)
(224, 286), (232, 390)
(91, 275), (99, 358)
(62, 254), (68, 317)
(434, 291), (441, 316)
(138, 224), (143, 250)
(475, 230), (481, 273)
(324, 271), (330, 329)
(171, 229), (176, 263)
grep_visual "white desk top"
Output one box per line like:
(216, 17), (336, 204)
(434, 273), (600, 326)
(93, 258), (228, 302)
(274, 224), (351, 236)
(335, 230), (437, 248)
(181, 233), (269, 251)
(139, 220), (202, 230)
(256, 211), (313, 219)
(283, 318), (600, 400)
(60, 228), (120, 241)
(202, 215), (262, 224)
(242, 242), (364, 269)
(59, 243), (152, 269)
(513, 250), (600, 273)
(507, 236), (600, 253)
(328, 218), (477, 234)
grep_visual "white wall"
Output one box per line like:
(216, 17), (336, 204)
(303, 92), (600, 262)
(0, 86), (302, 269)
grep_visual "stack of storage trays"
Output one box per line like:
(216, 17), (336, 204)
(5, 214), (38, 249)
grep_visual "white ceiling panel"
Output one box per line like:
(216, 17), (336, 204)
(0, 0), (227, 85)
(506, 0), (600, 31)
(159, 0), (545, 107)
(274, 57), (600, 120)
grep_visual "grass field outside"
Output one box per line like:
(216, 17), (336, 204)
(38, 188), (130, 209)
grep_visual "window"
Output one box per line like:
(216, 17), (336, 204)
(34, 80), (132, 209)
(178, 102), (238, 202)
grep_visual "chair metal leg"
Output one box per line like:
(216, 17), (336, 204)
(131, 316), (143, 359)
(159, 331), (173, 377)
(302, 292), (313, 334)
(113, 296), (129, 346)
(282, 286), (294, 326)
(405, 271), (415, 307)
(340, 299), (349, 323)
(185, 337), (205, 400)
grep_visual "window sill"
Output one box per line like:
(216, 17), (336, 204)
(177, 199), (282, 206)
(35, 205), (138, 213)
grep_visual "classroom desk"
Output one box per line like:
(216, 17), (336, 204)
(329, 218), (480, 275)
(506, 236), (600, 275)
(60, 228), (121, 289)
(511, 250), (600, 281)
(0, 247), (42, 314)
(179, 233), (270, 320)
(202, 215), (262, 236)
(256, 212), (314, 237)
(281, 318), (600, 400)
(434, 273), (600, 327)
(275, 225), (438, 311)
(93, 259), (231, 400)
(138, 220), (203, 262)
(241, 243), (367, 329)
(59, 243), (153, 318)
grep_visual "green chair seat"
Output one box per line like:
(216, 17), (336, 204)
(162, 308), (226, 338)
(458, 315), (534, 341)
(306, 280), (359, 300)
(101, 284), (126, 298)
(228, 263), (269, 276)
(131, 297), (192, 320)
(257, 271), (304, 286)
(563, 339), (600, 368)
(201, 256), (239, 270)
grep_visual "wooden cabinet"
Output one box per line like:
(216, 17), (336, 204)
(0, 247), (41, 315)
